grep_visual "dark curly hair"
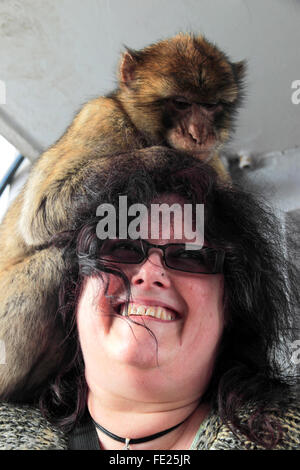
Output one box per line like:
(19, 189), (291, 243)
(39, 146), (299, 448)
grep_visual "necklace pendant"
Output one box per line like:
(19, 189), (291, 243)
(124, 438), (131, 450)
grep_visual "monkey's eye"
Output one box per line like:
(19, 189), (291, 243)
(171, 97), (191, 110)
(201, 102), (220, 110)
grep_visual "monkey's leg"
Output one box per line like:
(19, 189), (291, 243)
(0, 247), (66, 400)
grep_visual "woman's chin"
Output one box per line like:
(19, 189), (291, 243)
(106, 314), (180, 367)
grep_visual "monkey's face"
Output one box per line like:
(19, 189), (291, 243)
(163, 98), (227, 158)
(120, 34), (245, 159)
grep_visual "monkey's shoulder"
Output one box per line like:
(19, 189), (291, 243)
(0, 402), (68, 450)
(72, 93), (127, 131)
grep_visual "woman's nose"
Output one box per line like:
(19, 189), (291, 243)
(131, 252), (171, 288)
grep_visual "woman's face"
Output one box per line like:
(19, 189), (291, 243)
(77, 195), (225, 406)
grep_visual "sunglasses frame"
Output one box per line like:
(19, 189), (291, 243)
(98, 239), (225, 275)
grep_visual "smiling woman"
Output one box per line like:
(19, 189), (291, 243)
(1, 146), (299, 450)
(76, 194), (225, 450)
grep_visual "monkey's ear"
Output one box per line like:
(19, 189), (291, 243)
(120, 49), (140, 88)
(232, 60), (247, 81)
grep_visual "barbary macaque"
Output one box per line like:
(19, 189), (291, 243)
(0, 33), (245, 399)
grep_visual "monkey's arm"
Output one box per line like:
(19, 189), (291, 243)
(0, 96), (142, 249)
(0, 246), (66, 399)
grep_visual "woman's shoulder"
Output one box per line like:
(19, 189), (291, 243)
(259, 395), (300, 449)
(0, 401), (68, 450)
(193, 394), (300, 450)
(214, 395), (300, 450)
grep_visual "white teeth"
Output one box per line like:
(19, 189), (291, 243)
(121, 303), (176, 321)
(146, 307), (155, 317)
(130, 304), (137, 315)
(137, 305), (146, 315)
(155, 307), (162, 319)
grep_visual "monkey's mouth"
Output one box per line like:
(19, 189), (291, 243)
(166, 127), (216, 156)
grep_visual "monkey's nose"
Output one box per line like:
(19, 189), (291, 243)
(188, 123), (202, 144)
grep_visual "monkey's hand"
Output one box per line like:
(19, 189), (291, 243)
(20, 154), (113, 246)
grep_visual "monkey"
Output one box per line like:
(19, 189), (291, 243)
(0, 33), (245, 400)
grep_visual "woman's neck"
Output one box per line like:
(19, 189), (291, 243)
(87, 389), (210, 450)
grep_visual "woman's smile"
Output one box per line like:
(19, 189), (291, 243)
(116, 298), (182, 322)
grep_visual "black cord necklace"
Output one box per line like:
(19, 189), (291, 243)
(91, 415), (191, 450)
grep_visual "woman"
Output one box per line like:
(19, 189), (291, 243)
(0, 147), (299, 450)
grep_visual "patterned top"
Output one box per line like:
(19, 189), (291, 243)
(0, 400), (299, 450)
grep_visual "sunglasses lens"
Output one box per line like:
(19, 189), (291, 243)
(99, 240), (143, 263)
(165, 246), (222, 274)
(99, 240), (224, 274)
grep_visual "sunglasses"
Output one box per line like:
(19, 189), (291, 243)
(98, 239), (225, 274)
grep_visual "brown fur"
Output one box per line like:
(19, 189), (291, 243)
(0, 33), (245, 399)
